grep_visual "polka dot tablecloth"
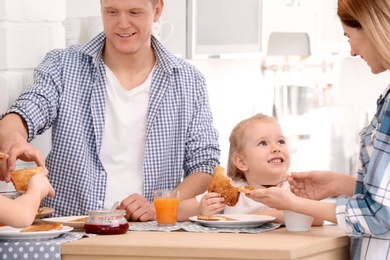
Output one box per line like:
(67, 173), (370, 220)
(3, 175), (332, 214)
(0, 233), (83, 260)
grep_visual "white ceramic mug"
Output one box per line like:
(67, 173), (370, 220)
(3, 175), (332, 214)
(152, 20), (174, 43)
(283, 210), (314, 232)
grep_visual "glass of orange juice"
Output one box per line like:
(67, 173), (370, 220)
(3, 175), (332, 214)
(153, 190), (179, 227)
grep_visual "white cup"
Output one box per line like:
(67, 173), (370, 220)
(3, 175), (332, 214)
(283, 210), (313, 232)
(152, 20), (174, 43)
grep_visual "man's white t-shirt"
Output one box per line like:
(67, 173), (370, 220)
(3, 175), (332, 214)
(100, 65), (152, 209)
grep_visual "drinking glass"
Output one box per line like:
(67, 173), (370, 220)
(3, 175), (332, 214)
(154, 190), (179, 227)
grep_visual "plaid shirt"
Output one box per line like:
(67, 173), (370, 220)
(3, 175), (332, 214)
(4, 33), (220, 217)
(336, 85), (390, 259)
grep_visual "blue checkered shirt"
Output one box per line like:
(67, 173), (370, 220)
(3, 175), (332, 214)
(336, 84), (390, 259)
(4, 33), (220, 217)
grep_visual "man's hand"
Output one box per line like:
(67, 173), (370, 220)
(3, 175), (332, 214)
(0, 143), (46, 182)
(118, 193), (156, 222)
(0, 114), (46, 182)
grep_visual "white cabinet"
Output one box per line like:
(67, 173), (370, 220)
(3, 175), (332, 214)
(262, 0), (319, 56)
(186, 0), (262, 59)
(262, 0), (319, 15)
(162, 0), (263, 59)
(160, 0), (187, 58)
(162, 0), (347, 59)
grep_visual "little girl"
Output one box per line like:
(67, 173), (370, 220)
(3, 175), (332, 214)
(0, 153), (55, 227)
(177, 114), (323, 226)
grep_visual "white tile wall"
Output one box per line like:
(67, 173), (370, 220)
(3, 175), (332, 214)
(0, 0), (66, 105)
(0, 23), (65, 70)
(0, 0), (65, 172)
(0, 0), (65, 21)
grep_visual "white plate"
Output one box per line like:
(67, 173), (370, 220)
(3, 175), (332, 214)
(42, 216), (88, 230)
(189, 214), (275, 228)
(0, 225), (73, 241)
(36, 207), (54, 219)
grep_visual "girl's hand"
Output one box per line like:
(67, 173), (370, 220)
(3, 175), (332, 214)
(27, 170), (55, 199)
(199, 192), (225, 216)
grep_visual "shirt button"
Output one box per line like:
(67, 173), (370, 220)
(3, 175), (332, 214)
(100, 171), (106, 176)
(97, 200), (103, 206)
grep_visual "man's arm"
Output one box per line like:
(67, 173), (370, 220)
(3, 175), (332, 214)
(175, 172), (212, 201)
(0, 113), (29, 141)
(0, 113), (45, 181)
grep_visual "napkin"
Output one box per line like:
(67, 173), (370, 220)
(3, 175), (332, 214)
(129, 221), (281, 234)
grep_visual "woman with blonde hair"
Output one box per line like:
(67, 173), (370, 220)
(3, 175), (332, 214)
(247, 0), (390, 259)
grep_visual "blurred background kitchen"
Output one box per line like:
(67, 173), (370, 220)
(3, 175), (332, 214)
(1, 0), (389, 191)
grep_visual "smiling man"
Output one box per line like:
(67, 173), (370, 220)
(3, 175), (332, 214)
(0, 0), (220, 221)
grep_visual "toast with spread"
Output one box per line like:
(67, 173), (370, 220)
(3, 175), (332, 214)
(10, 167), (43, 192)
(21, 223), (63, 232)
(207, 166), (240, 206)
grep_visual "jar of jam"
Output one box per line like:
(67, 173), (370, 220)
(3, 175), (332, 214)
(84, 210), (129, 235)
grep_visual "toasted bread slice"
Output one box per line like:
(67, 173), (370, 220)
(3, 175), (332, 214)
(20, 223), (63, 232)
(70, 217), (88, 223)
(237, 185), (257, 194)
(208, 166), (240, 206)
(197, 215), (237, 221)
(10, 167), (43, 192)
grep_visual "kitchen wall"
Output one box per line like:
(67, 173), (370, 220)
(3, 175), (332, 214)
(0, 0), (66, 190)
(0, 0), (389, 185)
(0, 0), (65, 171)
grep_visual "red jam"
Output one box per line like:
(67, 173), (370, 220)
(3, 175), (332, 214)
(84, 210), (129, 235)
(84, 223), (129, 235)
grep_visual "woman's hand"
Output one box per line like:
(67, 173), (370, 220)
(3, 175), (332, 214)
(246, 187), (296, 211)
(288, 171), (354, 200)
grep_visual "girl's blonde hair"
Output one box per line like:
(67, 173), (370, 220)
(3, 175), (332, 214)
(338, 0), (390, 69)
(227, 113), (278, 182)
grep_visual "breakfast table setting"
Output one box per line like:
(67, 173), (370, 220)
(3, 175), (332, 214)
(0, 206), (350, 260)
(0, 182), (349, 260)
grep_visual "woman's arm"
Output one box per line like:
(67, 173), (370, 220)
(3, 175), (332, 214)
(288, 171), (355, 200)
(247, 187), (338, 223)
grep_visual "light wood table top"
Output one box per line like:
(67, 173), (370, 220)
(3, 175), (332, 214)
(61, 224), (349, 260)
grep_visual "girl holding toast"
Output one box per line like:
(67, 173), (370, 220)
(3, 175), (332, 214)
(178, 114), (323, 226)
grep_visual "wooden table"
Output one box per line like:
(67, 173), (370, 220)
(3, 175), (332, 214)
(61, 225), (349, 260)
